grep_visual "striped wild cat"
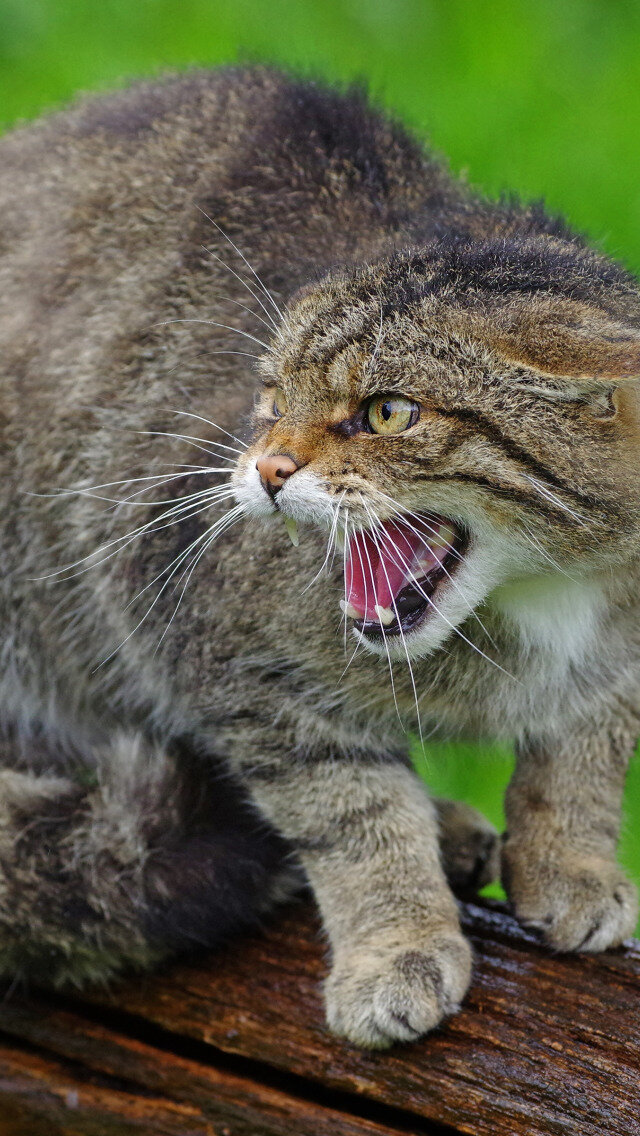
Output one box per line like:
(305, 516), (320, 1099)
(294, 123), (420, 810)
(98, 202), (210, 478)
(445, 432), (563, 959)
(0, 68), (639, 1047)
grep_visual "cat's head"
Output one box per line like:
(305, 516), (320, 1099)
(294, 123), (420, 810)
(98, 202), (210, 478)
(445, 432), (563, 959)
(233, 237), (640, 659)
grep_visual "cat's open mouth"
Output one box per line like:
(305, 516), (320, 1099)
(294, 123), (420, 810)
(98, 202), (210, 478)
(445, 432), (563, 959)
(341, 514), (465, 638)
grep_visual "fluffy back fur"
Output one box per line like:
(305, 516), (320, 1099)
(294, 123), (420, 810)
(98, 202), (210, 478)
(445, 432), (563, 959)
(0, 68), (638, 1047)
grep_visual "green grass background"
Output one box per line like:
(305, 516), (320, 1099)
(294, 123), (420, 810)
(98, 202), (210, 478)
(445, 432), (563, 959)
(1, 0), (639, 920)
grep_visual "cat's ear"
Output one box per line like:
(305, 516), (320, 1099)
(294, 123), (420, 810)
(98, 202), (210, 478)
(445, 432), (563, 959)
(488, 297), (640, 406)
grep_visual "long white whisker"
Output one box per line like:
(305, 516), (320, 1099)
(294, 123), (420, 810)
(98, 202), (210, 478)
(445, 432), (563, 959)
(154, 506), (244, 652)
(153, 318), (270, 352)
(363, 501), (422, 741)
(94, 503), (245, 670)
(368, 516), (516, 681)
(524, 477), (586, 525)
(375, 493), (495, 646)
(136, 428), (243, 459)
(34, 486), (236, 581)
(109, 469), (230, 506)
(199, 242), (281, 336)
(518, 523), (578, 581)
(123, 506), (231, 611)
(301, 491), (345, 594)
(171, 410), (249, 451)
(196, 207), (286, 326)
(341, 508), (350, 656)
(67, 475), (233, 508)
(359, 507), (404, 729)
(29, 467), (219, 501)
(338, 519), (372, 680)
(210, 294), (279, 335)
(127, 501), (242, 615)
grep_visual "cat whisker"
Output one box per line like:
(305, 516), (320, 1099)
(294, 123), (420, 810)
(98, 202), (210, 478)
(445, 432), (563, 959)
(136, 428), (244, 460)
(209, 293), (280, 336)
(375, 490), (495, 646)
(518, 522), (578, 580)
(34, 485), (235, 581)
(171, 409), (249, 451)
(524, 477), (587, 526)
(359, 504), (405, 731)
(108, 468), (229, 507)
(375, 490), (463, 562)
(363, 501), (422, 741)
(199, 242), (283, 338)
(337, 520), (373, 681)
(68, 473), (233, 509)
(153, 317), (271, 352)
(93, 502), (246, 670)
(366, 513), (517, 682)
(301, 490), (346, 594)
(196, 207), (288, 329)
(341, 507), (350, 657)
(28, 467), (218, 501)
(154, 503), (245, 650)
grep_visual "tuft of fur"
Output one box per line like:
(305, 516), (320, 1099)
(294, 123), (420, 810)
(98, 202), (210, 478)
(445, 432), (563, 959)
(1, 68), (639, 1046)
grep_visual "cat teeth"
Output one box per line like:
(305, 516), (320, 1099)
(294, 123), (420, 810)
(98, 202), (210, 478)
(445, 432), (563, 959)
(374, 604), (395, 626)
(339, 600), (360, 619)
(425, 523), (457, 552)
(283, 516), (299, 546)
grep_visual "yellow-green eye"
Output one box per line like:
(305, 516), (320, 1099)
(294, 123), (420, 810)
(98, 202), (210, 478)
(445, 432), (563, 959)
(366, 394), (418, 435)
(273, 387), (288, 417)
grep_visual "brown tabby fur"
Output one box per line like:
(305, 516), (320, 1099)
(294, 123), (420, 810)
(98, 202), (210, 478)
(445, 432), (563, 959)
(1, 67), (639, 1047)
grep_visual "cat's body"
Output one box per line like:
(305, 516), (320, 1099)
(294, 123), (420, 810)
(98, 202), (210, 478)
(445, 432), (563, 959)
(1, 68), (639, 1046)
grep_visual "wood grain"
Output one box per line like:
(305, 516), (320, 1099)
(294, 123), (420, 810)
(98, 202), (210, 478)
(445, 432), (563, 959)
(0, 900), (638, 1135)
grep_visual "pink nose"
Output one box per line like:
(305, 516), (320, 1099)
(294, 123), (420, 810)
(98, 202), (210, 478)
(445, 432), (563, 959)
(256, 453), (299, 491)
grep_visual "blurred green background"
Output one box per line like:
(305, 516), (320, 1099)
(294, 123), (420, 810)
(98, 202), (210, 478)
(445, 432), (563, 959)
(1, 0), (639, 920)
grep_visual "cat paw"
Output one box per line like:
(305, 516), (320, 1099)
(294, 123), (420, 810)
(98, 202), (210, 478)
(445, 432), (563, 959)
(503, 842), (639, 952)
(435, 799), (500, 894)
(324, 932), (472, 1048)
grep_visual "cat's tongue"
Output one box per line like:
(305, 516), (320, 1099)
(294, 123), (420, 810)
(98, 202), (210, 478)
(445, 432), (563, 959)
(345, 515), (454, 623)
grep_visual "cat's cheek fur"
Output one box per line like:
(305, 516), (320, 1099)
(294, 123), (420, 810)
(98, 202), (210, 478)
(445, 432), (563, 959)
(275, 469), (336, 525)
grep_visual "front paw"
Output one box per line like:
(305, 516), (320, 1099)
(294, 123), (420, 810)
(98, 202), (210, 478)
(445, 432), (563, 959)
(435, 799), (500, 894)
(503, 840), (639, 952)
(324, 931), (472, 1048)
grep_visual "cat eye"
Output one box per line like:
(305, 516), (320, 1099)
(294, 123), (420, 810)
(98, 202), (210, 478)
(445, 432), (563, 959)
(366, 394), (419, 435)
(272, 387), (288, 417)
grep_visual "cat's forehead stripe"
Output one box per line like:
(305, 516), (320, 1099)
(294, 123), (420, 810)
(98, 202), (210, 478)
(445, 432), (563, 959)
(283, 303), (380, 389)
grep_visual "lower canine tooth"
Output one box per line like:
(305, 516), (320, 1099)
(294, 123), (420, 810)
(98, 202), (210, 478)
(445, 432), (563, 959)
(339, 600), (360, 619)
(283, 517), (299, 546)
(374, 604), (395, 626)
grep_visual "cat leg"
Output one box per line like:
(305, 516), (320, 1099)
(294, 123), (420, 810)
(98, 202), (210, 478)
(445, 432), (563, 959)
(502, 715), (639, 952)
(0, 733), (297, 988)
(237, 743), (471, 1048)
(434, 798), (500, 894)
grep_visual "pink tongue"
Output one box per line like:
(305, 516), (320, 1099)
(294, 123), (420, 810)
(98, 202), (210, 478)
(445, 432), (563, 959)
(345, 517), (449, 621)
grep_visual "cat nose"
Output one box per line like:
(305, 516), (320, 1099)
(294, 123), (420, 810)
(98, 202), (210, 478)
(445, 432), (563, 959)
(256, 453), (300, 492)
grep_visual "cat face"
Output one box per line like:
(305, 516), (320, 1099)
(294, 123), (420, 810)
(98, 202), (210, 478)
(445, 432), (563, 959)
(234, 250), (640, 660)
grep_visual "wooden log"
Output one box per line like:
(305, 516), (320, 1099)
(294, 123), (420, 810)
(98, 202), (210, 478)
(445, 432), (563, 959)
(0, 900), (638, 1135)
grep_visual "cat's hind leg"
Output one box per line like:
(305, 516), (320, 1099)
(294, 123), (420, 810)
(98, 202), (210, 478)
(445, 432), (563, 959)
(0, 733), (298, 988)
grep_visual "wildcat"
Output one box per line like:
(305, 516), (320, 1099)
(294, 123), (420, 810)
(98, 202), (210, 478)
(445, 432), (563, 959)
(0, 66), (639, 1049)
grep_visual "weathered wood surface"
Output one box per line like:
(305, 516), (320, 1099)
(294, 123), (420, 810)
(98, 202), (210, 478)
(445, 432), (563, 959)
(0, 900), (639, 1136)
